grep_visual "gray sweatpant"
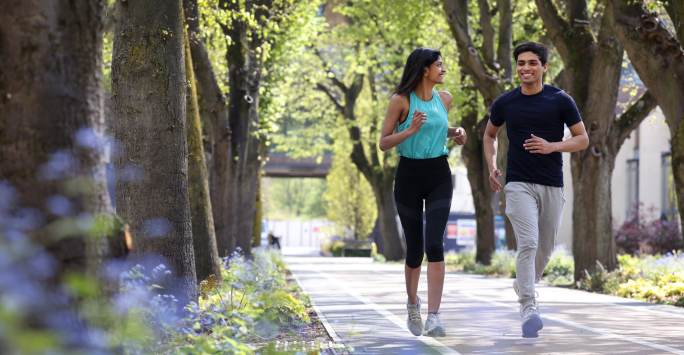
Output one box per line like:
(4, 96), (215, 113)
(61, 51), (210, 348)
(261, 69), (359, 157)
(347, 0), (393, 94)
(504, 182), (565, 306)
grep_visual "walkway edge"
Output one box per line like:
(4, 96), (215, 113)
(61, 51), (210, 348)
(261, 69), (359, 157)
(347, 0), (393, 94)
(290, 271), (347, 354)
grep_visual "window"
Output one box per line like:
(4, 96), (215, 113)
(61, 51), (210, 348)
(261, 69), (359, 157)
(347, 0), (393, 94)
(626, 158), (639, 219)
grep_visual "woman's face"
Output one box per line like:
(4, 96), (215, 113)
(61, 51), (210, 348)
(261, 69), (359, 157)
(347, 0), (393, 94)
(424, 57), (446, 84)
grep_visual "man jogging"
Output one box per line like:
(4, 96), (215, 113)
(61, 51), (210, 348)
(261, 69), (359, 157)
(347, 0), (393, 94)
(483, 42), (589, 338)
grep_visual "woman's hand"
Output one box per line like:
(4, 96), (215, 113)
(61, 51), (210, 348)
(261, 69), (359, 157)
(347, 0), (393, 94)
(408, 111), (427, 134)
(449, 127), (467, 145)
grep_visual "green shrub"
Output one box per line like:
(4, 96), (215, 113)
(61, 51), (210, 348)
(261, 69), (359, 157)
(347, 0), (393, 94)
(445, 250), (515, 276)
(478, 250), (516, 277)
(543, 248), (574, 285)
(444, 250), (477, 272)
(331, 240), (346, 256)
(175, 250), (311, 353)
(446, 247), (684, 308)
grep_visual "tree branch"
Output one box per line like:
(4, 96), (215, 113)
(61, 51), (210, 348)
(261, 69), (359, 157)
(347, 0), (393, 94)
(478, 0), (496, 69)
(497, 0), (513, 80)
(368, 67), (381, 169)
(665, 0), (684, 45)
(565, 0), (589, 25)
(534, 0), (573, 62)
(551, 68), (569, 89)
(316, 83), (345, 114)
(611, 90), (657, 153)
(340, 72), (372, 180)
(608, 0), (684, 129)
(314, 49), (349, 93)
(442, 0), (502, 104)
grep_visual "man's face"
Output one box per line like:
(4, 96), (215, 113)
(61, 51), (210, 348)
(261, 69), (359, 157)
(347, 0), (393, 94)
(425, 57), (446, 84)
(516, 51), (547, 85)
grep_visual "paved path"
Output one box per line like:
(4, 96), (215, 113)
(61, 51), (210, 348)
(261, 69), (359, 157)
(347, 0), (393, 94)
(286, 256), (684, 355)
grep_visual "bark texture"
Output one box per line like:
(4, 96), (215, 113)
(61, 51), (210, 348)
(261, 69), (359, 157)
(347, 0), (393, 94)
(0, 0), (120, 275)
(184, 23), (222, 282)
(112, 0), (197, 302)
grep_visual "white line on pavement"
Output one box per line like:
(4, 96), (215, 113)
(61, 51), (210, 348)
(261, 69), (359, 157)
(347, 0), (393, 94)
(290, 272), (345, 346)
(312, 270), (462, 355)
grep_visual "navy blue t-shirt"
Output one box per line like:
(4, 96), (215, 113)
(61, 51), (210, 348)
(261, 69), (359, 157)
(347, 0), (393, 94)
(489, 85), (582, 187)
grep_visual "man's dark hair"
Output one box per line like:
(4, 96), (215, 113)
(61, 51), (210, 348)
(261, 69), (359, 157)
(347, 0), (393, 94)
(513, 42), (549, 65)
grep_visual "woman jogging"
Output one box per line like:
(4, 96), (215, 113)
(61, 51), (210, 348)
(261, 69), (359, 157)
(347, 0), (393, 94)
(379, 48), (466, 337)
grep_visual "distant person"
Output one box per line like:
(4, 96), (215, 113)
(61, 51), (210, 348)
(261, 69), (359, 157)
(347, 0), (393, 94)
(379, 48), (467, 337)
(483, 42), (589, 338)
(268, 231), (281, 250)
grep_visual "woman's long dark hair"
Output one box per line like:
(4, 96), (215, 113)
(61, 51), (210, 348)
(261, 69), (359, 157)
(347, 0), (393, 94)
(394, 48), (442, 96)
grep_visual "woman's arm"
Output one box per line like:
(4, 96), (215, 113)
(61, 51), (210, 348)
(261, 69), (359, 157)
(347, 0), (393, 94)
(379, 94), (425, 151)
(440, 90), (467, 145)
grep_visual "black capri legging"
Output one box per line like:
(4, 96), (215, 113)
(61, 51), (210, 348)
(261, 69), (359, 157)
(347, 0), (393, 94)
(394, 156), (453, 268)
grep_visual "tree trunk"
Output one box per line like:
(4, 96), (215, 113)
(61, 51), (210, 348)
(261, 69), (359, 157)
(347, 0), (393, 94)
(535, 0), (657, 280)
(112, 0), (197, 302)
(0, 0), (119, 275)
(252, 175), (263, 247)
(672, 131), (684, 233)
(442, 0), (511, 263)
(183, 0), (234, 257)
(462, 117), (496, 264)
(230, 107), (261, 256)
(184, 22), (222, 282)
(608, 0), (684, 234)
(571, 153), (617, 280)
(225, 3), (262, 257)
(373, 176), (405, 261)
(316, 63), (406, 260)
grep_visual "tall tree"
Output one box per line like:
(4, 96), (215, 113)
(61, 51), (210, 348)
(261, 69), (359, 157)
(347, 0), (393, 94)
(0, 0), (121, 275)
(316, 59), (405, 260)
(534, 0), (657, 280)
(310, 0), (459, 261)
(607, 0), (684, 236)
(183, 0), (234, 257)
(184, 21), (222, 282)
(219, 0), (300, 256)
(442, 0), (514, 264)
(324, 139), (378, 240)
(112, 0), (197, 302)
(266, 0), (462, 260)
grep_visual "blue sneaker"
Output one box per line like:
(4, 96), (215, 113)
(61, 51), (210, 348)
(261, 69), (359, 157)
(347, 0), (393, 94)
(521, 302), (543, 338)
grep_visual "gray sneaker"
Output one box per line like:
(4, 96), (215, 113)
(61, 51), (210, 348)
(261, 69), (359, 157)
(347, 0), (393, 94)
(520, 301), (543, 338)
(406, 298), (423, 336)
(423, 312), (446, 337)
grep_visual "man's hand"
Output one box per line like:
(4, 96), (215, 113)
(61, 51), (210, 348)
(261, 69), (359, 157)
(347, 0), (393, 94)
(449, 127), (467, 145)
(524, 134), (556, 154)
(489, 168), (503, 192)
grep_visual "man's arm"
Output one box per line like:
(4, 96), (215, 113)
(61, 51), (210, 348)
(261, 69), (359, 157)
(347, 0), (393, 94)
(523, 121), (589, 154)
(483, 120), (503, 192)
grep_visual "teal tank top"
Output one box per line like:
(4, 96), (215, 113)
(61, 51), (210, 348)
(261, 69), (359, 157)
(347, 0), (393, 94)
(396, 90), (449, 159)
